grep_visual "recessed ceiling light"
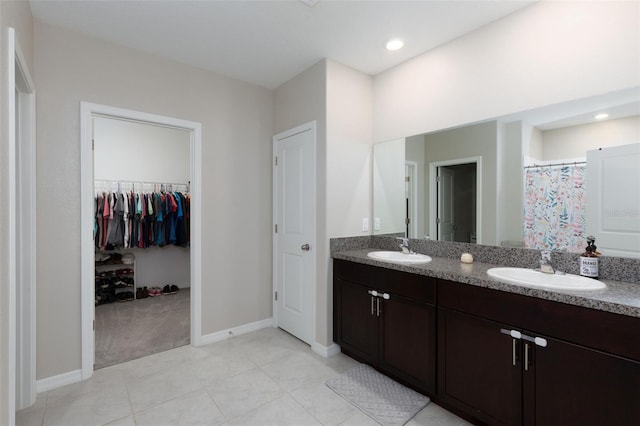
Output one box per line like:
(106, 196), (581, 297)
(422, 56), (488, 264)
(594, 113), (609, 120)
(386, 39), (404, 51)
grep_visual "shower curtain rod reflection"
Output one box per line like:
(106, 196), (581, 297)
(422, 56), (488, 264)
(523, 161), (586, 170)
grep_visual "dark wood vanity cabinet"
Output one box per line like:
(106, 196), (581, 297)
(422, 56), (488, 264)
(333, 259), (436, 395)
(529, 333), (640, 426)
(438, 279), (640, 426)
(438, 308), (522, 425)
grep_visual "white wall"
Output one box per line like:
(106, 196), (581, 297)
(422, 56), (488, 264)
(373, 139), (405, 235)
(499, 121), (525, 246)
(94, 116), (191, 289)
(542, 115), (640, 161)
(0, 1), (34, 422)
(34, 21), (274, 380)
(326, 60), (373, 239)
(525, 124), (543, 162)
(373, 1), (640, 143)
(94, 116), (190, 183)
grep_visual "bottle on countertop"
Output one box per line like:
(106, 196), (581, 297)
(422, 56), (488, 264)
(580, 236), (600, 278)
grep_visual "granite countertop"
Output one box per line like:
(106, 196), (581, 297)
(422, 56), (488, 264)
(333, 248), (640, 318)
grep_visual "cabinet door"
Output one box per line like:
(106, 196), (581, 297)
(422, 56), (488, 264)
(335, 278), (378, 364)
(525, 334), (640, 426)
(379, 293), (436, 394)
(438, 309), (522, 426)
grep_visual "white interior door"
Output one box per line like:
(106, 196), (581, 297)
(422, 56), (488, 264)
(438, 167), (456, 241)
(587, 143), (640, 258)
(274, 122), (316, 345)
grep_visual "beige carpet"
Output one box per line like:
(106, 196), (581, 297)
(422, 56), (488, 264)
(94, 288), (190, 369)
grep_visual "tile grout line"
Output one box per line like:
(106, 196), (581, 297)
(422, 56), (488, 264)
(202, 388), (228, 426)
(213, 364), (287, 424)
(123, 371), (137, 426)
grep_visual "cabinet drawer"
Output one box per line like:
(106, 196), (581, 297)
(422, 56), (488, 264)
(438, 279), (640, 362)
(334, 259), (435, 304)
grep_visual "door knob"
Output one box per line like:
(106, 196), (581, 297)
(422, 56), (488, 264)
(301, 243), (310, 251)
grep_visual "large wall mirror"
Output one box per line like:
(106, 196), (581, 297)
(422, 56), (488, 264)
(373, 87), (640, 259)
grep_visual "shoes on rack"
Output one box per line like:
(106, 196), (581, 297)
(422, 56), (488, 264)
(95, 253), (112, 264)
(116, 291), (134, 302)
(170, 285), (180, 294)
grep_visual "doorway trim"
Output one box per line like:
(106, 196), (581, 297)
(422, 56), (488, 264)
(3, 27), (37, 422)
(428, 157), (482, 244)
(405, 161), (418, 238)
(80, 102), (202, 380)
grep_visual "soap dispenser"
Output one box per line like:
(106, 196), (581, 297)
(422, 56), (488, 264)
(580, 236), (600, 278)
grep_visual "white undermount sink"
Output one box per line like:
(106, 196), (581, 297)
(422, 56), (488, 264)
(487, 267), (606, 291)
(367, 251), (432, 264)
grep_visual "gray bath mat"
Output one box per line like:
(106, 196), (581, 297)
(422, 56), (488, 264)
(326, 363), (430, 426)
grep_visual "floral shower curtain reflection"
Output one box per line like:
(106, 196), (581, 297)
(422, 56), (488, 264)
(523, 164), (586, 253)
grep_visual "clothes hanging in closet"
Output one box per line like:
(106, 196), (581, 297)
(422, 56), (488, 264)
(94, 191), (190, 251)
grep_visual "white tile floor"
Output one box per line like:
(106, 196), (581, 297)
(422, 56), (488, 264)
(17, 327), (471, 426)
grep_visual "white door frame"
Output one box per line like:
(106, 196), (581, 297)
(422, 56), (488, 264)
(3, 27), (37, 422)
(429, 157), (482, 244)
(80, 102), (203, 380)
(272, 121), (317, 344)
(405, 161), (418, 238)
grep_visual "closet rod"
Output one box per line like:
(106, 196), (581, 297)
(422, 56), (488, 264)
(94, 179), (190, 192)
(92, 113), (190, 132)
(523, 161), (586, 170)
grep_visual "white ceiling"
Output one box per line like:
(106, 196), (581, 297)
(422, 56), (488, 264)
(499, 87), (640, 131)
(29, 0), (534, 89)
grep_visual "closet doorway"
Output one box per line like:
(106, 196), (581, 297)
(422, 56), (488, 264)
(80, 103), (202, 379)
(429, 157), (482, 244)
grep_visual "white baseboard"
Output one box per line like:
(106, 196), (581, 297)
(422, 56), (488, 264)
(312, 342), (341, 358)
(198, 317), (274, 347)
(36, 369), (82, 393)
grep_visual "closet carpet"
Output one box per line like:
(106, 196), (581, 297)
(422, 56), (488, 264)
(95, 288), (190, 369)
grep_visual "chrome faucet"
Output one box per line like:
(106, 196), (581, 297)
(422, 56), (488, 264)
(539, 250), (555, 274)
(397, 237), (412, 254)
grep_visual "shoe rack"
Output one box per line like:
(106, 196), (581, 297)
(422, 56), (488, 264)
(95, 255), (136, 305)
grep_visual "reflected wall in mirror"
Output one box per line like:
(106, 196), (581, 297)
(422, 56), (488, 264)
(372, 87), (640, 258)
